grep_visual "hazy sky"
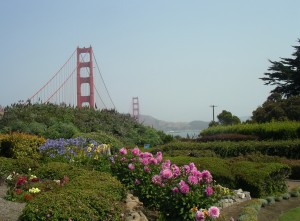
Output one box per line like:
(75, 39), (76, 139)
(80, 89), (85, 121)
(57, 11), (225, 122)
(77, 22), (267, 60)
(1, 1), (300, 122)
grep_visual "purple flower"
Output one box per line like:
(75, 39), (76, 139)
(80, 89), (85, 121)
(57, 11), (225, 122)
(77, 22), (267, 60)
(171, 164), (181, 178)
(149, 157), (158, 165)
(119, 147), (127, 155)
(208, 206), (220, 218)
(205, 186), (214, 196)
(156, 151), (163, 163)
(162, 160), (171, 169)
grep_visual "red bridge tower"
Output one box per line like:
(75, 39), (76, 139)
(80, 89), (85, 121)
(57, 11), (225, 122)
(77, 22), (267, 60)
(77, 46), (94, 108)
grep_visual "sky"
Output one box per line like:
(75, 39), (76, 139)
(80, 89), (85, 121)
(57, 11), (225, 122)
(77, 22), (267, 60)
(1, 1), (300, 122)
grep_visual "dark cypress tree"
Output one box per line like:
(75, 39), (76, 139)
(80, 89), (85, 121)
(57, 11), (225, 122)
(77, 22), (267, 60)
(260, 38), (300, 98)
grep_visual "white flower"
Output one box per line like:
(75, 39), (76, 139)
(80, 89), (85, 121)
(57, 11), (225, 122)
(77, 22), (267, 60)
(6, 174), (13, 180)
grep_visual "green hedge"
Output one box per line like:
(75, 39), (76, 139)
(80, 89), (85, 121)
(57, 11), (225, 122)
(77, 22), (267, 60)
(200, 121), (300, 140)
(21, 163), (126, 221)
(152, 140), (300, 159)
(233, 161), (290, 198)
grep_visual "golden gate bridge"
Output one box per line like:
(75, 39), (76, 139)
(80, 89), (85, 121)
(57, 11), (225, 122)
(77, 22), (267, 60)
(27, 46), (116, 110)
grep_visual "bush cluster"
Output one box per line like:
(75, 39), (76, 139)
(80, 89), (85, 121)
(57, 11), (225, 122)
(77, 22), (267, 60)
(153, 140), (300, 159)
(200, 121), (300, 140)
(197, 133), (259, 142)
(0, 133), (45, 159)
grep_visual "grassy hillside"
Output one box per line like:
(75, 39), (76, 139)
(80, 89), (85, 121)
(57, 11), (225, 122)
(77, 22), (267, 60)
(0, 103), (172, 146)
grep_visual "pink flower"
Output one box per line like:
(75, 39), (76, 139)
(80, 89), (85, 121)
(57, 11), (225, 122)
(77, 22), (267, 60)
(179, 180), (190, 194)
(131, 147), (140, 156)
(195, 210), (205, 221)
(128, 163), (135, 170)
(188, 175), (198, 185)
(202, 170), (213, 183)
(135, 179), (141, 185)
(149, 157), (158, 165)
(171, 164), (181, 178)
(162, 160), (171, 169)
(119, 147), (127, 155)
(121, 157), (126, 162)
(144, 166), (150, 173)
(141, 157), (150, 165)
(182, 165), (190, 174)
(156, 151), (163, 163)
(172, 187), (179, 193)
(208, 206), (220, 218)
(205, 186), (214, 196)
(160, 168), (173, 179)
(152, 175), (162, 185)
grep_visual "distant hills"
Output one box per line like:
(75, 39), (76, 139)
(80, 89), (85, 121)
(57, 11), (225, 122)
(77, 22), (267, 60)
(139, 115), (209, 132)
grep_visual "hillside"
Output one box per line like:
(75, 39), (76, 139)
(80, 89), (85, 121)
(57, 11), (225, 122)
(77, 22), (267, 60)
(140, 115), (209, 132)
(0, 104), (171, 146)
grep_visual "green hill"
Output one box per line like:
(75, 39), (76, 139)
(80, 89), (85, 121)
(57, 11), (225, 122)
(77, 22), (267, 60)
(0, 103), (172, 147)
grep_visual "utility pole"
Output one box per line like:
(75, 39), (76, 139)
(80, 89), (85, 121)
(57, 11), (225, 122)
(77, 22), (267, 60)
(210, 105), (217, 122)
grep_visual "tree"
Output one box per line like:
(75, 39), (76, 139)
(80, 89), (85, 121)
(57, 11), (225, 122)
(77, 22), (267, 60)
(252, 93), (300, 122)
(260, 38), (300, 98)
(217, 110), (241, 125)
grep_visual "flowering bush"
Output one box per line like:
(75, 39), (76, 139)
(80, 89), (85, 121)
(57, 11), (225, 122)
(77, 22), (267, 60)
(39, 137), (111, 171)
(111, 147), (224, 220)
(5, 169), (68, 203)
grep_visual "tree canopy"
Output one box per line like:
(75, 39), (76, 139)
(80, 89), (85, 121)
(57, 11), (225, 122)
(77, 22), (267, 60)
(251, 93), (300, 123)
(260, 38), (300, 98)
(217, 110), (241, 125)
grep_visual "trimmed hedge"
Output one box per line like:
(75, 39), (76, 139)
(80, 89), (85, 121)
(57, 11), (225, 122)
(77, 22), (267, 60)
(233, 161), (290, 198)
(20, 163), (126, 221)
(0, 133), (45, 159)
(200, 121), (300, 140)
(152, 140), (300, 159)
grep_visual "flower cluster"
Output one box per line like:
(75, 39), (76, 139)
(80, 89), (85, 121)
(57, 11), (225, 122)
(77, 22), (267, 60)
(5, 170), (69, 203)
(39, 137), (111, 162)
(110, 147), (223, 220)
(192, 206), (220, 221)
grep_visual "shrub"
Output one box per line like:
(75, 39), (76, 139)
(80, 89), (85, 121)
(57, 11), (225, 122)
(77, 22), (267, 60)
(111, 147), (223, 221)
(0, 157), (16, 182)
(20, 170), (126, 221)
(0, 133), (45, 159)
(200, 121), (300, 140)
(168, 156), (236, 189)
(233, 161), (290, 198)
(198, 133), (259, 142)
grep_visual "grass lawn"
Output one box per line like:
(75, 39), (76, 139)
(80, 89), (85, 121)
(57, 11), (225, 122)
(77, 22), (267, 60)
(278, 206), (300, 221)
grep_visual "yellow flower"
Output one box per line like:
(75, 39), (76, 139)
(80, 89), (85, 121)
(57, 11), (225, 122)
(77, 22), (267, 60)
(29, 187), (41, 194)
(87, 147), (92, 152)
(94, 155), (99, 160)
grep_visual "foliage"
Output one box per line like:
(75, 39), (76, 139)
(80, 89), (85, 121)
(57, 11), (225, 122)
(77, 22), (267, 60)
(20, 164), (126, 221)
(252, 93), (300, 122)
(168, 156), (236, 189)
(217, 110), (241, 126)
(260, 38), (300, 98)
(200, 121), (300, 140)
(197, 134), (259, 142)
(278, 206), (300, 221)
(0, 103), (167, 146)
(39, 137), (112, 173)
(152, 140), (300, 159)
(110, 147), (224, 220)
(0, 133), (46, 159)
(233, 161), (290, 198)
